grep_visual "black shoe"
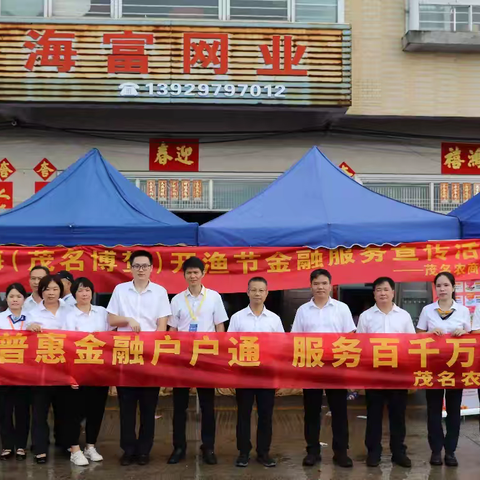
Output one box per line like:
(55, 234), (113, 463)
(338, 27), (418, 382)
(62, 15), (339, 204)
(167, 448), (186, 464)
(444, 453), (458, 467)
(302, 453), (321, 466)
(333, 451), (353, 468)
(235, 453), (249, 467)
(202, 448), (217, 465)
(257, 454), (276, 467)
(392, 453), (411, 468)
(430, 452), (443, 466)
(366, 454), (381, 467)
(16, 450), (26, 462)
(34, 455), (47, 464)
(120, 453), (135, 466)
(137, 454), (149, 466)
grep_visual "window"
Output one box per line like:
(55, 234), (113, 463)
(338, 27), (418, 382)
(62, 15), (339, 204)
(230, 0), (288, 21)
(121, 0), (219, 19)
(52, 0), (112, 17)
(419, 4), (475, 32)
(1, 0), (44, 16)
(296, 0), (337, 23)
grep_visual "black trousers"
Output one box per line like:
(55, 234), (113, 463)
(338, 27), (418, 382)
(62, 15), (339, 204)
(69, 386), (109, 446)
(31, 386), (70, 455)
(426, 389), (463, 454)
(365, 389), (408, 456)
(173, 388), (215, 450)
(303, 389), (349, 455)
(0, 386), (31, 451)
(117, 386), (159, 456)
(236, 388), (275, 456)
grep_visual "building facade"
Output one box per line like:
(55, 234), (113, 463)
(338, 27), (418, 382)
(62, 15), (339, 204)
(0, 0), (479, 216)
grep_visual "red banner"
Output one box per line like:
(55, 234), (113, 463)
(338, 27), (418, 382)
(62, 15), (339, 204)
(442, 142), (480, 174)
(1, 240), (480, 293)
(1, 332), (480, 389)
(149, 139), (199, 172)
(0, 182), (13, 209)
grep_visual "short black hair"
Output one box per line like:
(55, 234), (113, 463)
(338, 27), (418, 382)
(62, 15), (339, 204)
(57, 270), (74, 283)
(248, 277), (268, 287)
(182, 256), (205, 273)
(6, 283), (27, 299)
(130, 250), (153, 265)
(310, 269), (332, 284)
(38, 274), (64, 299)
(434, 271), (456, 300)
(373, 277), (395, 290)
(71, 277), (95, 300)
(30, 266), (50, 276)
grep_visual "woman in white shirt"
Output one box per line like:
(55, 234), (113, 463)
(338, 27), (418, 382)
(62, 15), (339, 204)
(64, 277), (109, 466)
(417, 271), (471, 468)
(0, 283), (30, 461)
(27, 274), (71, 464)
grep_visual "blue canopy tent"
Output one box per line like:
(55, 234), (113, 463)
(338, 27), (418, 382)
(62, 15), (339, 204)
(199, 147), (460, 248)
(0, 149), (198, 246)
(450, 194), (480, 239)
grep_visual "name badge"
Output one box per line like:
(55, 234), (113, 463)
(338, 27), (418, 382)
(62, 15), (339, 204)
(189, 323), (198, 332)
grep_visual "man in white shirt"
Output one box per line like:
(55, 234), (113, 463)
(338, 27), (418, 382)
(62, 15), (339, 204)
(107, 250), (171, 467)
(57, 270), (76, 307)
(357, 277), (415, 468)
(291, 269), (355, 468)
(228, 277), (284, 468)
(23, 266), (49, 313)
(167, 256), (228, 466)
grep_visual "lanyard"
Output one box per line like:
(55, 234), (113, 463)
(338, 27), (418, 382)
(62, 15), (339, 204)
(8, 315), (25, 331)
(184, 289), (207, 322)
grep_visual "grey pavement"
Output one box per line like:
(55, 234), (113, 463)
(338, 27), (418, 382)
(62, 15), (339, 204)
(0, 392), (479, 479)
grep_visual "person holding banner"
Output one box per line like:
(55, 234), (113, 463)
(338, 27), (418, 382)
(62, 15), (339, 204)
(0, 283), (30, 461)
(228, 277), (284, 468)
(167, 256), (228, 466)
(23, 266), (49, 313)
(291, 269), (355, 468)
(357, 277), (415, 468)
(417, 271), (471, 467)
(26, 274), (71, 464)
(64, 277), (109, 466)
(107, 250), (171, 467)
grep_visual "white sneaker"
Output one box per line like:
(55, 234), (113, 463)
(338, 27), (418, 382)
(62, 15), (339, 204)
(84, 447), (103, 462)
(70, 450), (89, 466)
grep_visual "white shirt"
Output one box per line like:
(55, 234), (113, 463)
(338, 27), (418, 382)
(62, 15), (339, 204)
(63, 294), (76, 307)
(26, 299), (71, 330)
(0, 309), (29, 331)
(23, 294), (41, 313)
(357, 304), (415, 334)
(471, 305), (480, 331)
(107, 280), (171, 332)
(228, 306), (285, 333)
(291, 297), (356, 333)
(417, 301), (472, 334)
(65, 305), (109, 332)
(169, 286), (228, 332)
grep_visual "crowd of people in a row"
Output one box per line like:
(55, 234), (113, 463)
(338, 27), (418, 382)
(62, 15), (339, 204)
(0, 250), (479, 470)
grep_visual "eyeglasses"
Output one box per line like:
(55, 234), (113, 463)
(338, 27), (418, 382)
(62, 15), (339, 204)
(132, 264), (152, 271)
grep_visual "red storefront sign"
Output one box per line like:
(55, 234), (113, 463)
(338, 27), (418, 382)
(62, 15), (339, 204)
(1, 332), (480, 389)
(0, 240), (479, 294)
(149, 139), (199, 172)
(34, 158), (57, 180)
(0, 182), (13, 209)
(442, 142), (480, 174)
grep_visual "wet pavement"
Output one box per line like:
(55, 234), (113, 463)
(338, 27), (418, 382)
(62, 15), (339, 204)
(1, 392), (479, 479)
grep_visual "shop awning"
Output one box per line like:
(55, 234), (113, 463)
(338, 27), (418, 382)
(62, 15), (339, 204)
(0, 149), (198, 246)
(199, 147), (460, 248)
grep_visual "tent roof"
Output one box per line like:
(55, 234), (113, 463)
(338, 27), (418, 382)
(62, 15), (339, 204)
(0, 148), (197, 246)
(199, 147), (460, 248)
(450, 195), (480, 239)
